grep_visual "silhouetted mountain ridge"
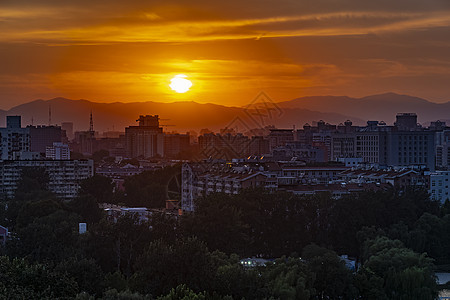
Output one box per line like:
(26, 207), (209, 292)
(1, 92), (447, 133)
(278, 92), (450, 125)
(0, 97), (361, 133)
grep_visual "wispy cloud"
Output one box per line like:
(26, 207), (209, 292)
(1, 7), (450, 44)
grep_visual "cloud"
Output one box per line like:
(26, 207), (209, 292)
(1, 1), (450, 44)
(0, 0), (450, 108)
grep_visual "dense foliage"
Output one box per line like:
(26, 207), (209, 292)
(0, 166), (447, 299)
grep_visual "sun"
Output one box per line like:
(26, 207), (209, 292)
(169, 74), (192, 93)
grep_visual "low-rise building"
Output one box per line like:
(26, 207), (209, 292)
(428, 171), (450, 204)
(182, 162), (267, 211)
(280, 165), (349, 185)
(283, 182), (390, 198)
(338, 168), (427, 189)
(46, 142), (70, 160)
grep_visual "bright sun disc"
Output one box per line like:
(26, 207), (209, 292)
(169, 74), (192, 93)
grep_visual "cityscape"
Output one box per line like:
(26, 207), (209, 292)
(2, 0), (450, 299)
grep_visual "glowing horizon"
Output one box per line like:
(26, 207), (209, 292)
(1, 0), (450, 109)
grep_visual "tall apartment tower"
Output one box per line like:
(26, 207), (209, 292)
(28, 125), (63, 154)
(61, 122), (74, 141)
(0, 116), (31, 160)
(125, 115), (164, 158)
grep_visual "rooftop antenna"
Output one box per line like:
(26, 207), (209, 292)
(89, 110), (94, 132)
(31, 116), (34, 126)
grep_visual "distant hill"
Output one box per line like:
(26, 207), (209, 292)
(2, 92), (446, 133)
(277, 92), (450, 125)
(0, 97), (361, 133)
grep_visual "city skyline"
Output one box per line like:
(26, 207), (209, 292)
(1, 0), (450, 109)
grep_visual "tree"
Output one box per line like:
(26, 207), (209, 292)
(407, 213), (445, 263)
(302, 244), (356, 299)
(78, 174), (115, 204)
(123, 169), (170, 207)
(55, 257), (105, 296)
(131, 238), (218, 297)
(82, 215), (153, 275)
(67, 194), (103, 224)
(92, 149), (110, 162)
(356, 236), (438, 299)
(6, 209), (81, 263)
(181, 193), (249, 255)
(262, 257), (315, 300)
(0, 256), (78, 298)
(6, 167), (55, 229)
(102, 289), (152, 300)
(157, 285), (207, 300)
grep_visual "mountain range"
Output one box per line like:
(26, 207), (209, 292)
(0, 93), (448, 133)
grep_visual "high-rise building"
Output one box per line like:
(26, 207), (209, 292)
(249, 136), (270, 156)
(164, 133), (190, 157)
(331, 134), (356, 160)
(268, 129), (294, 150)
(355, 118), (435, 170)
(6, 116), (21, 129)
(61, 122), (74, 141)
(0, 116), (31, 160)
(29, 125), (63, 154)
(125, 115), (164, 158)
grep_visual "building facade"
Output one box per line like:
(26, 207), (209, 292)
(29, 125), (64, 154)
(0, 116), (31, 161)
(181, 162), (268, 211)
(0, 159), (94, 199)
(46, 142), (71, 160)
(125, 115), (164, 158)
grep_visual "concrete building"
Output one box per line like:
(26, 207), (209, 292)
(279, 165), (349, 185)
(248, 136), (270, 156)
(336, 157), (363, 167)
(0, 159), (94, 199)
(354, 114), (435, 170)
(385, 131), (435, 170)
(61, 122), (74, 141)
(435, 128), (450, 169)
(272, 142), (326, 163)
(29, 125), (63, 154)
(284, 182), (389, 199)
(181, 162), (268, 211)
(164, 133), (190, 157)
(125, 115), (164, 158)
(331, 133), (357, 160)
(339, 169), (427, 189)
(268, 129), (294, 151)
(198, 133), (251, 159)
(394, 113), (419, 131)
(74, 130), (96, 156)
(46, 142), (70, 160)
(0, 116), (31, 160)
(428, 171), (450, 204)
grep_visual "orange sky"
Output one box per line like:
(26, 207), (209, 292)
(1, 0), (450, 109)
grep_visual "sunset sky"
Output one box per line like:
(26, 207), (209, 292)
(1, 0), (450, 109)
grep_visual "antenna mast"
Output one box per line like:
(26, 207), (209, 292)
(89, 111), (94, 132)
